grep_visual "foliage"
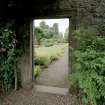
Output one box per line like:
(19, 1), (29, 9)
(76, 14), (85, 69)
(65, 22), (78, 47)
(34, 44), (67, 67)
(41, 38), (55, 47)
(34, 65), (41, 77)
(0, 23), (24, 93)
(34, 27), (45, 45)
(70, 27), (105, 105)
(40, 38), (64, 47)
(39, 21), (51, 39)
(52, 23), (59, 38)
(64, 27), (69, 42)
(34, 55), (50, 67)
(34, 21), (66, 46)
(0, 24), (16, 92)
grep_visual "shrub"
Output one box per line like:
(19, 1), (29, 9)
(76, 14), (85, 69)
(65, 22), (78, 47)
(41, 38), (55, 47)
(34, 44), (67, 67)
(44, 43), (54, 47)
(0, 23), (25, 93)
(34, 55), (50, 67)
(34, 66), (41, 77)
(70, 27), (105, 105)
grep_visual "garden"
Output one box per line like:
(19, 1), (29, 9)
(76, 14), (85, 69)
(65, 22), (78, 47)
(33, 20), (69, 77)
(1, 0), (105, 105)
(70, 27), (105, 105)
(34, 44), (68, 77)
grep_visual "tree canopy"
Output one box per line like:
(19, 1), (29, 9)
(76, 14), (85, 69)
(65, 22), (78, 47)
(34, 27), (45, 45)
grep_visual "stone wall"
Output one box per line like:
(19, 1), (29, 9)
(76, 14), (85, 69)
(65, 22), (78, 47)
(17, 0), (77, 88)
(14, 18), (33, 89)
(0, 0), (105, 90)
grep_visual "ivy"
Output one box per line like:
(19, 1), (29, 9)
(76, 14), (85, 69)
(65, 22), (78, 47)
(70, 27), (105, 105)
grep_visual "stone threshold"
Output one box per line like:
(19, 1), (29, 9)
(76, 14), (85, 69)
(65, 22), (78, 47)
(34, 85), (69, 95)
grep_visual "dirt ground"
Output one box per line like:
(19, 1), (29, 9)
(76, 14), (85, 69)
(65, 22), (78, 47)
(1, 48), (81, 105)
(1, 88), (81, 105)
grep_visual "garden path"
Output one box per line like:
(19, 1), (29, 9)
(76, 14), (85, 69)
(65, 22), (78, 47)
(35, 48), (69, 88)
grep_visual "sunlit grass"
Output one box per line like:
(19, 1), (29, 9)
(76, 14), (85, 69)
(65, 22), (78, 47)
(35, 44), (68, 65)
(34, 44), (68, 77)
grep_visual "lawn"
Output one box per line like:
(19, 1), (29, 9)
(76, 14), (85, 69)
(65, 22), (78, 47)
(34, 44), (68, 77)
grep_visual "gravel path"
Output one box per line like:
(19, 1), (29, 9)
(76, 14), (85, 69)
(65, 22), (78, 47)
(36, 48), (69, 88)
(1, 89), (79, 105)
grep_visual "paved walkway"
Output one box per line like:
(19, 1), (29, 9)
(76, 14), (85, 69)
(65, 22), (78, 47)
(35, 48), (69, 88)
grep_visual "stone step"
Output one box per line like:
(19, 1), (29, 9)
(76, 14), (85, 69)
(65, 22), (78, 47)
(34, 85), (69, 95)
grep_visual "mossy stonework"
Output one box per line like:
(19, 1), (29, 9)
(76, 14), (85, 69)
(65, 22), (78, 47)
(1, 1), (105, 105)
(0, 0), (104, 89)
(13, 1), (77, 88)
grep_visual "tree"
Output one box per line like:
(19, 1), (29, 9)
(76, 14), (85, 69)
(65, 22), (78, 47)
(48, 27), (55, 38)
(59, 32), (63, 39)
(40, 21), (46, 29)
(34, 27), (44, 45)
(64, 27), (69, 42)
(57, 32), (65, 43)
(39, 21), (50, 38)
(40, 21), (49, 31)
(52, 23), (59, 38)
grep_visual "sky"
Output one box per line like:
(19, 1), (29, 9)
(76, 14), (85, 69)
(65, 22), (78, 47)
(34, 18), (69, 34)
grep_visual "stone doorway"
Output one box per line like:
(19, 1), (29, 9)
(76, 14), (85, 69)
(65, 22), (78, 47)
(33, 18), (70, 95)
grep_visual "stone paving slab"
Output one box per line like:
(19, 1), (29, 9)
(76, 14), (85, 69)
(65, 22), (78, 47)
(34, 85), (69, 95)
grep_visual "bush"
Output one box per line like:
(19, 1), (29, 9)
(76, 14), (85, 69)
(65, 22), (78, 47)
(70, 27), (105, 105)
(34, 55), (50, 67)
(41, 38), (53, 47)
(34, 65), (41, 77)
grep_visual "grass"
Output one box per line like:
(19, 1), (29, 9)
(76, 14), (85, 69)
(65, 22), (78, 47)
(34, 44), (68, 65)
(34, 44), (68, 77)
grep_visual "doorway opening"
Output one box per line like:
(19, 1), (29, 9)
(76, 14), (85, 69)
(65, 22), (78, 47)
(33, 18), (69, 93)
